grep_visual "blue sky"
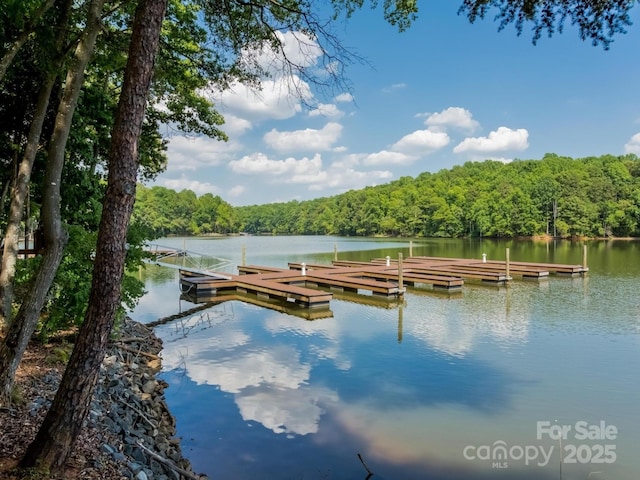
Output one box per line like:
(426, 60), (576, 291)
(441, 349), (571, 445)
(151, 0), (640, 206)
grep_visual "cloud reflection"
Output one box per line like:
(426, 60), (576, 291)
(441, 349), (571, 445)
(407, 287), (531, 356)
(159, 307), (341, 436)
(237, 386), (338, 436)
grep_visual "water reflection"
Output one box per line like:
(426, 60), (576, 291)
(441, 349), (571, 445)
(157, 306), (341, 437)
(133, 237), (640, 480)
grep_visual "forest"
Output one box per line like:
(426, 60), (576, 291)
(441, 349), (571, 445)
(134, 153), (640, 239)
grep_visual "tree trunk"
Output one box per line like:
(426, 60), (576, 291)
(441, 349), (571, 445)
(20, 0), (167, 471)
(0, 0), (105, 407)
(0, 75), (56, 327)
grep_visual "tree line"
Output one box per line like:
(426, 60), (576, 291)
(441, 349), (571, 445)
(141, 153), (640, 239)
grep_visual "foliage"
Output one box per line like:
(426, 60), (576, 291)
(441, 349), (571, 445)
(134, 184), (239, 236)
(458, 0), (638, 49)
(205, 154), (640, 239)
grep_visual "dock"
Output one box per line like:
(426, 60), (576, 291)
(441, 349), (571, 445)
(178, 253), (588, 314)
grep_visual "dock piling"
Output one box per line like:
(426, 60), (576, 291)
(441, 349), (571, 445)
(398, 253), (404, 294)
(242, 245), (246, 266)
(506, 247), (510, 280)
(334, 243), (338, 261)
(583, 244), (588, 270)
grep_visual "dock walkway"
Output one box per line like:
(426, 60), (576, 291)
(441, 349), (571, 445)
(178, 254), (588, 314)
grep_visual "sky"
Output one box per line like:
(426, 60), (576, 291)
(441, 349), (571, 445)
(150, 0), (640, 206)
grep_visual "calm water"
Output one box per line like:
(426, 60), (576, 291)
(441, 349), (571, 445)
(131, 237), (640, 480)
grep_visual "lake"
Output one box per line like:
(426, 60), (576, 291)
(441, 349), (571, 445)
(130, 236), (640, 480)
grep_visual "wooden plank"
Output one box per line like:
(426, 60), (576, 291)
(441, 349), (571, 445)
(180, 270), (332, 307)
(237, 265), (287, 275)
(406, 256), (586, 274)
(288, 262), (339, 270)
(303, 271), (401, 295)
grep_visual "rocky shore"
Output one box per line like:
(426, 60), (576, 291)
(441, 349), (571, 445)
(0, 318), (206, 480)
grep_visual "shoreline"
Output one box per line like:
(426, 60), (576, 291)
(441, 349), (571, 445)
(0, 318), (206, 480)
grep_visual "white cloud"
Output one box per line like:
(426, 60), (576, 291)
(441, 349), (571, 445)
(166, 135), (239, 171)
(383, 83), (407, 93)
(263, 122), (343, 152)
(332, 153), (367, 169)
(229, 152), (323, 177)
(243, 30), (323, 76)
(453, 127), (529, 154)
(334, 92), (354, 103)
(424, 107), (480, 132)
(228, 185), (246, 197)
(624, 132), (640, 154)
(391, 129), (450, 155)
(161, 176), (220, 196)
(212, 76), (312, 123)
(362, 149), (417, 166)
(220, 114), (253, 136)
(309, 167), (392, 191)
(309, 103), (344, 118)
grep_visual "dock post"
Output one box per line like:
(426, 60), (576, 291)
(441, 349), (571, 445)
(409, 240), (413, 257)
(302, 262), (306, 275)
(386, 255), (391, 267)
(482, 253), (487, 263)
(398, 253), (404, 293)
(505, 247), (510, 280)
(583, 244), (588, 270)
(242, 245), (246, 266)
(334, 243), (338, 261)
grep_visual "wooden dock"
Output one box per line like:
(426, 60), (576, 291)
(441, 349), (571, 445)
(178, 253), (588, 313)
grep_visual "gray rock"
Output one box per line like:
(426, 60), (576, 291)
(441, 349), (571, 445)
(142, 380), (157, 394)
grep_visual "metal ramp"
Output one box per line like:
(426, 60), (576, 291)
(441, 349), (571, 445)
(144, 243), (234, 275)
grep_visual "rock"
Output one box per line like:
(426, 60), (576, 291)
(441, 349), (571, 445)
(136, 470), (149, 480)
(89, 318), (208, 479)
(101, 443), (116, 455)
(128, 462), (143, 474)
(142, 380), (157, 394)
(147, 359), (161, 371)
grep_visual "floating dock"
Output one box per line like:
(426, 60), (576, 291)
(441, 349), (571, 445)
(178, 254), (588, 313)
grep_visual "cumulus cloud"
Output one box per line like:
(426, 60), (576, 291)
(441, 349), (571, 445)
(166, 136), (240, 171)
(391, 129), (450, 155)
(334, 92), (354, 103)
(263, 122), (343, 152)
(162, 177), (220, 196)
(229, 152), (323, 178)
(423, 107), (479, 132)
(362, 150), (417, 166)
(309, 103), (344, 118)
(624, 132), (640, 154)
(309, 167), (392, 191)
(453, 127), (529, 154)
(220, 114), (252, 136)
(213, 77), (311, 122)
(243, 31), (323, 76)
(228, 185), (246, 197)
